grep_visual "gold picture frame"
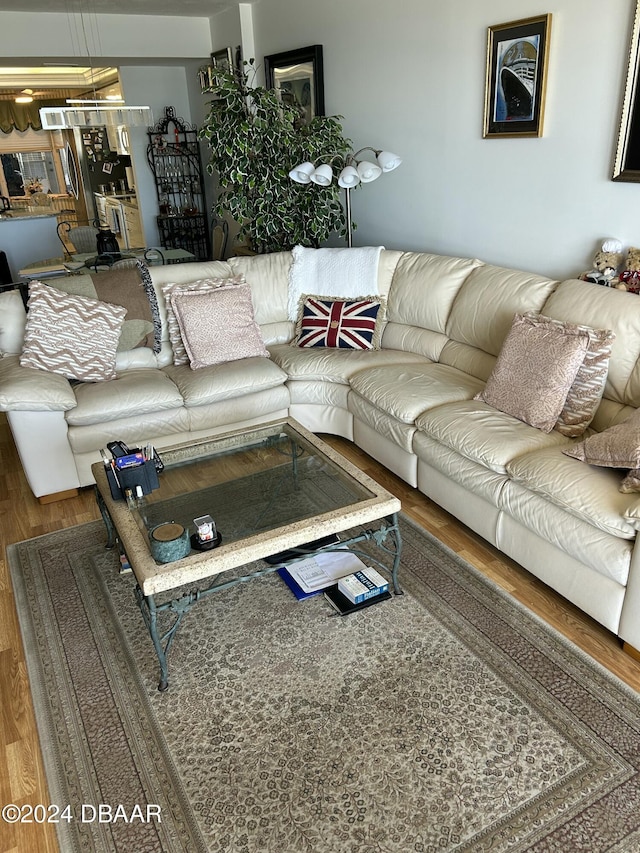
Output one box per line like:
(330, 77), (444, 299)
(198, 65), (214, 92)
(613, 1), (640, 181)
(211, 47), (234, 72)
(483, 14), (552, 138)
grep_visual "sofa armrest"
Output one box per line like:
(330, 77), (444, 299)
(0, 355), (77, 411)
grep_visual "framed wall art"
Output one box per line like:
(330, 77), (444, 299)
(198, 65), (214, 92)
(264, 44), (324, 126)
(211, 47), (234, 72)
(613, 0), (640, 181)
(200, 46), (240, 94)
(483, 14), (552, 138)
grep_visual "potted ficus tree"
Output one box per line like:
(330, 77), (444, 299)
(199, 60), (352, 253)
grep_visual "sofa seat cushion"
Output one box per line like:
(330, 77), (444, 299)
(288, 379), (350, 409)
(500, 479), (632, 586)
(163, 358), (287, 407)
(67, 408), (190, 454)
(415, 400), (570, 475)
(269, 343), (429, 383)
(349, 391), (417, 453)
(350, 363), (485, 424)
(66, 369), (183, 427)
(188, 386), (290, 432)
(413, 430), (508, 507)
(505, 447), (638, 541)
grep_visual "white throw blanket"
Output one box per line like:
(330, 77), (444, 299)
(287, 245), (384, 321)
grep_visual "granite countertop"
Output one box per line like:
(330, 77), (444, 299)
(0, 209), (58, 221)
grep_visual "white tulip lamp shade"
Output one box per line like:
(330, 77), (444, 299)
(338, 166), (361, 188)
(310, 164), (334, 186)
(356, 160), (382, 183)
(287, 144), (402, 247)
(377, 151), (402, 172)
(288, 161), (316, 184)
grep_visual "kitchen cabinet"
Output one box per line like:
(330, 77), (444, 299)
(94, 192), (143, 249)
(106, 125), (131, 156)
(122, 200), (143, 248)
(94, 192), (108, 226)
(147, 106), (209, 260)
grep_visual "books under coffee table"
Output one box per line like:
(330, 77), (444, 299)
(338, 566), (389, 603)
(324, 585), (392, 616)
(277, 549), (369, 600)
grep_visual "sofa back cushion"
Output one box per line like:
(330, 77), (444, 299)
(0, 289), (26, 356)
(229, 250), (402, 347)
(540, 278), (640, 413)
(383, 253), (482, 361)
(440, 265), (560, 380)
(228, 252), (292, 332)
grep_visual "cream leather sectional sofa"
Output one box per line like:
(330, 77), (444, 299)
(2, 248), (640, 652)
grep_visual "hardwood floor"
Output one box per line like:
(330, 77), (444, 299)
(1, 417), (640, 853)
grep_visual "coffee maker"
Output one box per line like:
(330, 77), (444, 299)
(96, 224), (121, 258)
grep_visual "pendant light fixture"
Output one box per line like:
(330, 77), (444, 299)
(38, 6), (152, 130)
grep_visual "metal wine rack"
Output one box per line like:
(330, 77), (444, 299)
(146, 106), (210, 260)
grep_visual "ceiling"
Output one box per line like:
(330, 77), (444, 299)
(0, 66), (120, 102)
(0, 0), (235, 15)
(0, 0), (234, 100)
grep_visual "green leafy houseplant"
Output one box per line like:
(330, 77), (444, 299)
(199, 62), (353, 253)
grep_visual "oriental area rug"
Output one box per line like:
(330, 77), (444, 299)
(9, 517), (640, 852)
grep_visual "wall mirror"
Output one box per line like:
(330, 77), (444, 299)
(613, 0), (640, 181)
(264, 45), (324, 126)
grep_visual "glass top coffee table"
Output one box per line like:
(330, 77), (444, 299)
(93, 418), (402, 691)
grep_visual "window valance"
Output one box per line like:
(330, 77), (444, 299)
(0, 102), (42, 134)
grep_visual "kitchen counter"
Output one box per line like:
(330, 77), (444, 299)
(95, 192), (137, 204)
(0, 210), (58, 220)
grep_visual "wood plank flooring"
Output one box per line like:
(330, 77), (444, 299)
(1, 417), (640, 853)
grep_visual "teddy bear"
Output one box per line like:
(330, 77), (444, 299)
(614, 246), (640, 293)
(580, 238), (625, 287)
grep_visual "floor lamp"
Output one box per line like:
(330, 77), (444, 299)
(289, 148), (402, 248)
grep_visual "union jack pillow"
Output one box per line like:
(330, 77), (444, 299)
(293, 295), (385, 350)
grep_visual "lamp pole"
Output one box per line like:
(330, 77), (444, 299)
(344, 186), (353, 248)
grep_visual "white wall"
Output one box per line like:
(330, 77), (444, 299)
(0, 11), (211, 59)
(2, 2), (639, 278)
(246, 0), (639, 278)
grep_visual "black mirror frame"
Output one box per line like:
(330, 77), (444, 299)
(613, 1), (640, 181)
(264, 45), (325, 119)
